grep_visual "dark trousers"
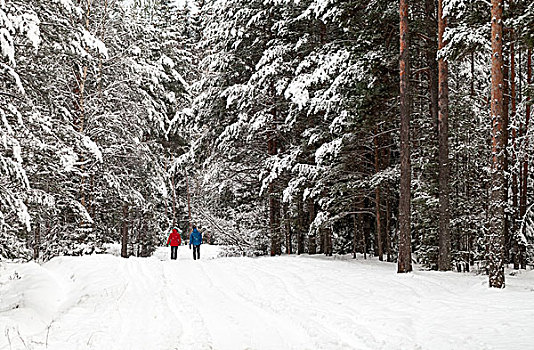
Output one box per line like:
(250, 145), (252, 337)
(171, 246), (178, 260)
(193, 245), (200, 260)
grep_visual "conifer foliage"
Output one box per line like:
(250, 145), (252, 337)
(1, 0), (533, 288)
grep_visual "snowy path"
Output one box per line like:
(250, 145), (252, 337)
(1, 246), (534, 350)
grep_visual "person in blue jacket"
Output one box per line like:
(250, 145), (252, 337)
(189, 225), (202, 260)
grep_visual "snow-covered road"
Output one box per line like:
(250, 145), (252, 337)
(1, 246), (533, 350)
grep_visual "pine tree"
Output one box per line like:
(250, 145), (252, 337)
(437, 0), (451, 271)
(488, 0), (506, 288)
(398, 0), (412, 273)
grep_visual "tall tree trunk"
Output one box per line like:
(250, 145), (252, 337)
(297, 195), (305, 254)
(269, 84), (281, 256)
(520, 50), (531, 218)
(384, 134), (393, 262)
(90, 175), (95, 220)
(520, 49), (531, 269)
(171, 172), (177, 227)
(363, 215), (371, 260)
(425, 0), (439, 136)
(121, 204), (129, 258)
(374, 128), (384, 261)
(385, 187), (393, 262)
(487, 0), (505, 288)
(269, 181), (279, 256)
(398, 0), (412, 273)
(510, 20), (519, 268)
(318, 225), (325, 254)
(186, 172), (192, 233)
(471, 52), (476, 96)
(352, 212), (358, 258)
(33, 222), (40, 260)
(77, 1), (92, 222)
(503, 36), (510, 264)
(437, 0), (451, 271)
(283, 202), (292, 254)
(308, 198), (316, 254)
(325, 227), (333, 256)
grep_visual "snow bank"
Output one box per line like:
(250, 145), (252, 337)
(1, 247), (533, 350)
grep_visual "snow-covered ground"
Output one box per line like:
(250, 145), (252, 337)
(1, 246), (533, 350)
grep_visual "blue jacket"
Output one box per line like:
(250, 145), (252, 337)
(189, 228), (202, 246)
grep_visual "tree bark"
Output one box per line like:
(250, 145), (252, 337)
(487, 0), (505, 288)
(33, 222), (40, 260)
(385, 187), (393, 262)
(171, 172), (177, 227)
(503, 36), (510, 263)
(398, 0), (412, 273)
(374, 129), (384, 261)
(121, 204), (129, 258)
(520, 50), (531, 217)
(520, 50), (531, 219)
(352, 212), (358, 258)
(283, 202), (292, 254)
(297, 195), (305, 254)
(318, 226), (325, 254)
(425, 0), (439, 136)
(510, 20), (518, 267)
(437, 0), (451, 271)
(325, 227), (333, 256)
(269, 84), (281, 256)
(308, 198), (316, 255)
(186, 171), (192, 233)
(520, 49), (531, 270)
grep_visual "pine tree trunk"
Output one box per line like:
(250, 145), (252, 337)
(297, 196), (305, 254)
(503, 37), (510, 264)
(471, 52), (476, 96)
(269, 181), (280, 256)
(141, 220), (148, 257)
(510, 22), (519, 268)
(487, 0), (505, 288)
(520, 50), (531, 218)
(325, 227), (333, 256)
(89, 175), (95, 222)
(269, 84), (281, 256)
(364, 212), (368, 259)
(384, 135), (393, 262)
(437, 0), (451, 271)
(77, 2), (91, 224)
(33, 222), (40, 260)
(308, 198), (316, 254)
(283, 202), (292, 254)
(425, 0), (439, 136)
(520, 49), (531, 270)
(374, 128), (384, 261)
(385, 187), (393, 262)
(121, 204), (129, 258)
(186, 172), (192, 233)
(398, 0), (412, 273)
(352, 212), (358, 259)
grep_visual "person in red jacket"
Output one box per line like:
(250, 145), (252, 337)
(166, 228), (182, 260)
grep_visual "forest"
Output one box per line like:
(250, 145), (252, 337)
(1, 0), (534, 288)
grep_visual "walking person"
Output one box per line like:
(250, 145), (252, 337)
(167, 228), (182, 260)
(189, 225), (202, 260)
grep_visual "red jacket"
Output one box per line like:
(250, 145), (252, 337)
(167, 229), (182, 247)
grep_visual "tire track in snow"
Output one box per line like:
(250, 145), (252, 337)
(236, 258), (379, 350)
(188, 260), (305, 350)
(162, 261), (214, 350)
(281, 258), (422, 349)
